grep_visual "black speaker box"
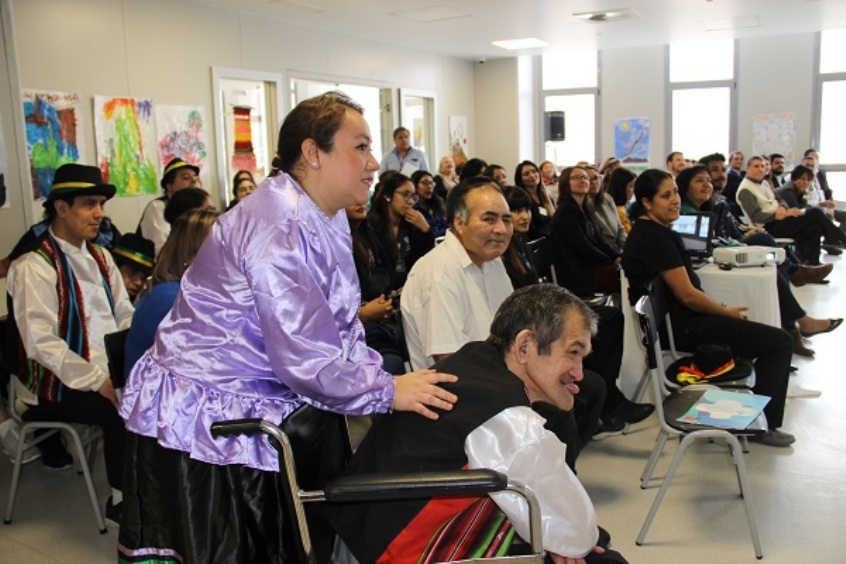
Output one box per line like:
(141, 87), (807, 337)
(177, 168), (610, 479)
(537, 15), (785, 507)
(545, 111), (565, 141)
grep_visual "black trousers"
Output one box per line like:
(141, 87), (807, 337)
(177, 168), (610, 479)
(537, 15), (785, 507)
(674, 315), (792, 429)
(585, 305), (627, 415)
(24, 387), (125, 489)
(765, 207), (833, 264)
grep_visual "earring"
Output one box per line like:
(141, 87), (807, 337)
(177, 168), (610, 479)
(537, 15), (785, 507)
(311, 162), (318, 168)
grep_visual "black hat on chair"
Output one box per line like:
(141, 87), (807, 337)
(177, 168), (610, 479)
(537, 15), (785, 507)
(666, 343), (754, 386)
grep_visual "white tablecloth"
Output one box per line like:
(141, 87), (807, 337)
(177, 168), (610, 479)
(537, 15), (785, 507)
(619, 264), (780, 397)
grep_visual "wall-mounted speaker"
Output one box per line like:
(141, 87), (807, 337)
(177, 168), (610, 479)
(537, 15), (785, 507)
(544, 111), (565, 141)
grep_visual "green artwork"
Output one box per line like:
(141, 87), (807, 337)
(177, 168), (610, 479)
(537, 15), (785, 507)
(94, 96), (159, 196)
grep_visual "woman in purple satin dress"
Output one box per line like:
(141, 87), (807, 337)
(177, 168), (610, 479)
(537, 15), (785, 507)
(117, 92), (458, 563)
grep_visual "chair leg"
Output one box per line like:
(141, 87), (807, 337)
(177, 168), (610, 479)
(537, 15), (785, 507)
(633, 366), (651, 403)
(637, 432), (697, 545)
(66, 429), (107, 534)
(726, 435), (763, 559)
(3, 427), (28, 525)
(640, 431), (669, 488)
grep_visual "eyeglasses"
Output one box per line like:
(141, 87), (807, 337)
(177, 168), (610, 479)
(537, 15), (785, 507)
(395, 190), (419, 203)
(419, 180), (436, 187)
(570, 174), (589, 181)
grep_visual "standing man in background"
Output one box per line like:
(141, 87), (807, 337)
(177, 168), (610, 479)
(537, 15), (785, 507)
(380, 127), (430, 175)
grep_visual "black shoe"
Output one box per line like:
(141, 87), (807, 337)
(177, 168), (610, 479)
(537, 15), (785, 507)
(822, 244), (843, 256)
(105, 496), (122, 528)
(610, 399), (655, 424)
(41, 447), (73, 471)
(597, 525), (612, 548)
(593, 418), (626, 440)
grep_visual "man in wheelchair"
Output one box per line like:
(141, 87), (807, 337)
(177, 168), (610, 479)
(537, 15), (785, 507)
(328, 284), (628, 563)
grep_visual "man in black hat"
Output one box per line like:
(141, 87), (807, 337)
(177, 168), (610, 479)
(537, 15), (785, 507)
(112, 233), (155, 301)
(6, 163), (135, 526)
(137, 157), (201, 255)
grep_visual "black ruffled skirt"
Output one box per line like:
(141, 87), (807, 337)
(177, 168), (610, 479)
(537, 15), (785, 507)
(118, 432), (293, 563)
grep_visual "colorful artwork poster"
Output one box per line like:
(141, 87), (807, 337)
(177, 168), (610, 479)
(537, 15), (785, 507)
(614, 117), (650, 164)
(21, 90), (85, 200)
(753, 113), (796, 168)
(94, 96), (159, 197)
(156, 105), (210, 188)
(449, 115), (468, 167)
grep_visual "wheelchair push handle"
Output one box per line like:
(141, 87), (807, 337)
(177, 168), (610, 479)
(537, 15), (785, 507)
(210, 418), (265, 438)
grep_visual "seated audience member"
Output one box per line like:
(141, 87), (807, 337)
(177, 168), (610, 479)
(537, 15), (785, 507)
(607, 167), (636, 234)
(587, 165), (627, 252)
(502, 186), (543, 289)
(768, 153), (787, 188)
(330, 285), (628, 564)
(346, 204), (406, 375)
(368, 171), (435, 287)
(551, 166), (622, 297)
(411, 170), (449, 239)
(112, 233), (155, 302)
(437, 155), (459, 192)
(724, 150), (745, 203)
(380, 126), (430, 174)
(540, 159), (560, 202)
(137, 157), (201, 255)
(736, 155), (846, 265)
(677, 165), (840, 357)
(514, 160), (555, 240)
(778, 164), (832, 213)
(622, 169), (795, 447)
(123, 209), (219, 380)
(666, 151), (686, 177)
(485, 163), (509, 187)
(458, 157), (488, 181)
(7, 163), (133, 520)
(226, 170), (257, 210)
(598, 157), (622, 196)
(163, 187), (213, 225)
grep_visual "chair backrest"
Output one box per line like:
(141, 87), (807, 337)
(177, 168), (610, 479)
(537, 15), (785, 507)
(104, 328), (129, 388)
(527, 236), (557, 284)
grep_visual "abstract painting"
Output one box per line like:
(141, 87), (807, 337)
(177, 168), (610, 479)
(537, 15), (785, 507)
(156, 104), (210, 188)
(94, 96), (159, 196)
(21, 90), (85, 200)
(753, 113), (796, 168)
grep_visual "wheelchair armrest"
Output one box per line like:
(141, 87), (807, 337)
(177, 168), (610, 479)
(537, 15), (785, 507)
(323, 469), (507, 503)
(210, 418), (264, 438)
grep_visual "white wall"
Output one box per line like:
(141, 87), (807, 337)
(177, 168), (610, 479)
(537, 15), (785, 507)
(474, 58), (520, 172)
(4, 0), (476, 245)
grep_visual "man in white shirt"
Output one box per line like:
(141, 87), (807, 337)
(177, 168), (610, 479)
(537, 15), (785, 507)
(401, 177), (513, 370)
(379, 127), (430, 175)
(137, 158), (201, 255)
(7, 164), (134, 527)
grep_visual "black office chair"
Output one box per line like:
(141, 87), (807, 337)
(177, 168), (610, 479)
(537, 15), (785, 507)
(633, 285), (765, 559)
(104, 328), (130, 388)
(526, 237), (557, 285)
(211, 406), (544, 563)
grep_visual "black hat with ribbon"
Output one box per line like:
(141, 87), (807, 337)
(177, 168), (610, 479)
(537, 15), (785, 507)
(160, 157), (200, 189)
(666, 343), (753, 386)
(45, 163), (116, 204)
(112, 233), (155, 276)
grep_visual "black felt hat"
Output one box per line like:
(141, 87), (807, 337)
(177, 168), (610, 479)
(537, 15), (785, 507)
(666, 343), (753, 385)
(112, 233), (155, 276)
(45, 163), (116, 203)
(160, 157), (200, 189)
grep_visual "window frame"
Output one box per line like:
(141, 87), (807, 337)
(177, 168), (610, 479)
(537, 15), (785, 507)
(812, 31), (846, 175)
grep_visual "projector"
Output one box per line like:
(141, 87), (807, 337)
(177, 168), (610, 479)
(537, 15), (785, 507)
(712, 245), (785, 267)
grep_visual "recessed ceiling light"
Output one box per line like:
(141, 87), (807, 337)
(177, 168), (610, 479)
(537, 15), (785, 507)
(392, 6), (469, 23)
(491, 38), (550, 50)
(702, 16), (760, 32)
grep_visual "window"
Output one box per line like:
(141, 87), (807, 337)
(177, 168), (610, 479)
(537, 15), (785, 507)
(816, 29), (846, 178)
(540, 50), (598, 167)
(669, 40), (735, 161)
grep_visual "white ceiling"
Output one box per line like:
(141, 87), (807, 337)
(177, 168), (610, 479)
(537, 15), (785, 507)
(190, 0), (846, 60)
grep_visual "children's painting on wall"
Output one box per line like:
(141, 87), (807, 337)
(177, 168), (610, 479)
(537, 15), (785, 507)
(614, 117), (650, 166)
(93, 95), (159, 197)
(156, 105), (210, 189)
(21, 90), (86, 200)
(449, 115), (468, 167)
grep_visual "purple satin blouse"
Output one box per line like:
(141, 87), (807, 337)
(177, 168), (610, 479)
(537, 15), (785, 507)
(120, 173), (394, 471)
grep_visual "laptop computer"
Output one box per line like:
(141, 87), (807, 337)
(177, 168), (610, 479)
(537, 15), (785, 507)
(671, 212), (714, 260)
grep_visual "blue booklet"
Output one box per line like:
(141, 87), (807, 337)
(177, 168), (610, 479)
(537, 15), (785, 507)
(676, 389), (770, 430)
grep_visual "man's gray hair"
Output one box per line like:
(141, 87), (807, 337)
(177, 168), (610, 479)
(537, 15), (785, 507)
(446, 176), (502, 224)
(487, 284), (598, 356)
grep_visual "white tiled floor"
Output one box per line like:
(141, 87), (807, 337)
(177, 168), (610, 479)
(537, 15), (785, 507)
(1, 255), (844, 563)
